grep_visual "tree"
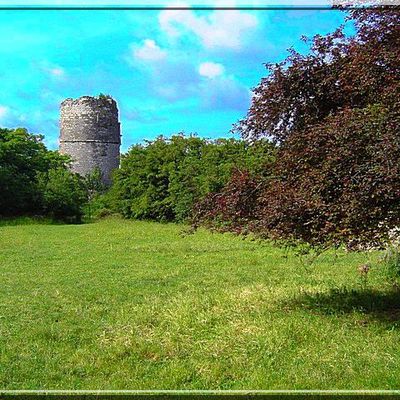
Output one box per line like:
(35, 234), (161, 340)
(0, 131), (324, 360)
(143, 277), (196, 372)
(0, 127), (90, 222)
(255, 103), (400, 247)
(37, 168), (87, 223)
(0, 128), (69, 216)
(235, 8), (399, 144)
(196, 8), (400, 248)
(107, 135), (275, 222)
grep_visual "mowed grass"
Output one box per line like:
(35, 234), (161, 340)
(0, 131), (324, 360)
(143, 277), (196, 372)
(1, 217), (400, 390)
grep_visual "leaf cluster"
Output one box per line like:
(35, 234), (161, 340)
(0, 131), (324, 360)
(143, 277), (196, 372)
(107, 134), (275, 222)
(0, 127), (88, 222)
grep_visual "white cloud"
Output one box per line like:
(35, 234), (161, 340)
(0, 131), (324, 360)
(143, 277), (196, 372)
(133, 39), (167, 62)
(49, 67), (65, 77)
(200, 75), (251, 111)
(0, 105), (9, 120)
(0, 105), (31, 127)
(198, 62), (225, 79)
(38, 62), (66, 79)
(159, 8), (258, 50)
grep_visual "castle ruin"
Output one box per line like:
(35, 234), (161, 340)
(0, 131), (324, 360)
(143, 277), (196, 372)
(59, 95), (121, 185)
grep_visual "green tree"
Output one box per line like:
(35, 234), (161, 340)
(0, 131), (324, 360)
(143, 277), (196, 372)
(0, 128), (68, 216)
(83, 167), (107, 220)
(108, 134), (275, 222)
(37, 168), (87, 223)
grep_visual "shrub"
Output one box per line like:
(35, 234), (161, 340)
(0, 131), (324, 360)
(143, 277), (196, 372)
(37, 168), (87, 223)
(0, 127), (92, 222)
(253, 103), (400, 247)
(0, 128), (68, 216)
(192, 169), (264, 234)
(83, 168), (107, 220)
(83, 192), (112, 220)
(108, 135), (275, 222)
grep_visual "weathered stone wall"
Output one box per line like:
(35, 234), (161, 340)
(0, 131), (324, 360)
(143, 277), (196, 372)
(59, 95), (121, 185)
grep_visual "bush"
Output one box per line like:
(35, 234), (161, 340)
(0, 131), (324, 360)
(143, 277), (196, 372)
(83, 192), (112, 220)
(253, 103), (400, 247)
(192, 169), (264, 234)
(0, 128), (69, 216)
(108, 135), (275, 222)
(37, 168), (87, 223)
(83, 168), (107, 220)
(0, 127), (91, 222)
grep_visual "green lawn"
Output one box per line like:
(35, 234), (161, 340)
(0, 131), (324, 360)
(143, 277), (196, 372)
(1, 218), (399, 389)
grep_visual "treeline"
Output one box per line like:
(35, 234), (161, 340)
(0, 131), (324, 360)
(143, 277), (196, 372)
(101, 135), (275, 222)
(0, 130), (274, 224)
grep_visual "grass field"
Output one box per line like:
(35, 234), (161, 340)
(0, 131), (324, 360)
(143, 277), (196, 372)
(1, 217), (400, 390)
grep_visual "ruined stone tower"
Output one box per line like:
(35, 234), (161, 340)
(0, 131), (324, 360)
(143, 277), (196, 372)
(59, 95), (121, 185)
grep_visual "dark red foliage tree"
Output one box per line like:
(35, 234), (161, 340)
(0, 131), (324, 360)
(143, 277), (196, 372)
(256, 103), (400, 247)
(195, 7), (400, 248)
(235, 8), (399, 143)
(192, 169), (264, 235)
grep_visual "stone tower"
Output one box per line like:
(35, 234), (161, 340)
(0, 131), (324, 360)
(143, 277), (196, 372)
(59, 95), (121, 185)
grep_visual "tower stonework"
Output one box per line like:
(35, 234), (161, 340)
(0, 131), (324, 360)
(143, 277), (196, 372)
(59, 95), (121, 185)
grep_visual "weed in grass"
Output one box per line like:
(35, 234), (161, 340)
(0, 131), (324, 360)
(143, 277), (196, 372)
(358, 263), (370, 291)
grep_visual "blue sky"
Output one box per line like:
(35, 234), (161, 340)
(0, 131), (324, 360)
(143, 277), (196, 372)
(0, 7), (350, 151)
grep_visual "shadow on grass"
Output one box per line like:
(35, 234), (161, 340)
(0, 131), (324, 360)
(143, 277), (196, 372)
(290, 286), (400, 326)
(0, 216), (94, 226)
